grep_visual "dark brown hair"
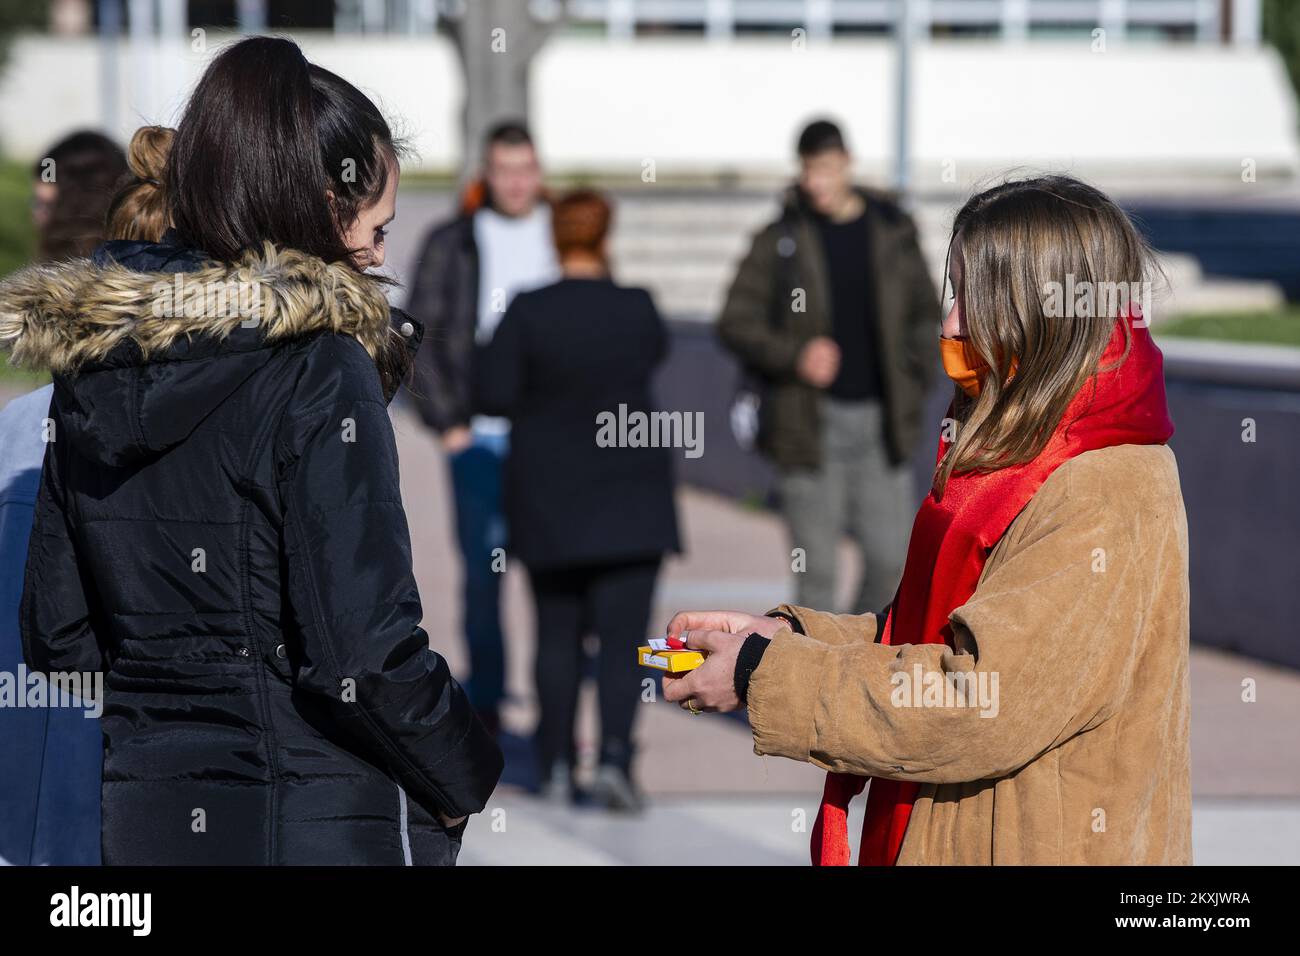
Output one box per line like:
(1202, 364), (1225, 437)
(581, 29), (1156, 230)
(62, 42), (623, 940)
(167, 36), (399, 266)
(797, 118), (847, 157)
(485, 120), (533, 151)
(33, 130), (127, 261)
(166, 36), (410, 392)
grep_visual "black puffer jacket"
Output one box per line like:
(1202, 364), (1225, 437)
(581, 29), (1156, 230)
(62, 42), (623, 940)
(0, 237), (503, 865)
(405, 214), (478, 434)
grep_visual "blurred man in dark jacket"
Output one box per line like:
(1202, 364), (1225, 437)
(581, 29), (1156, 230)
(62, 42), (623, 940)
(718, 119), (940, 613)
(406, 122), (559, 733)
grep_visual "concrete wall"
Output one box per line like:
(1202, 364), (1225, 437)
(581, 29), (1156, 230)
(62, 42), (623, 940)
(536, 37), (1300, 185)
(0, 34), (464, 169)
(1, 32), (1296, 186)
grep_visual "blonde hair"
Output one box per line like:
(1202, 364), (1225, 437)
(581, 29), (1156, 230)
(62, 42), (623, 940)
(106, 126), (174, 242)
(936, 175), (1158, 495)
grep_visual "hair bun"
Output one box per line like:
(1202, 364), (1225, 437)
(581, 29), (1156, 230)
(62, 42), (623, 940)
(127, 125), (175, 186)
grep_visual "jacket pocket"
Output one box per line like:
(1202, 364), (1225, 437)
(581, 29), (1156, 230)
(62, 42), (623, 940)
(397, 783), (467, 866)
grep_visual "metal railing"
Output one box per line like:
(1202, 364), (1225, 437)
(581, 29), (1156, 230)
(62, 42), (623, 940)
(559, 0), (1258, 44)
(199, 1), (1263, 45)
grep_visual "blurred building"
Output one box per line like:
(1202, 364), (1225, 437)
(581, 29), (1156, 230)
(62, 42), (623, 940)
(44, 1), (1269, 43)
(1, 0), (1291, 188)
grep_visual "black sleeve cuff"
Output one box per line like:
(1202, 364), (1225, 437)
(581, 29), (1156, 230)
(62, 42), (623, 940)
(733, 633), (771, 705)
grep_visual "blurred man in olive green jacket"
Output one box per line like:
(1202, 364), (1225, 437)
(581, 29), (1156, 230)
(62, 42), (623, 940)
(718, 119), (940, 613)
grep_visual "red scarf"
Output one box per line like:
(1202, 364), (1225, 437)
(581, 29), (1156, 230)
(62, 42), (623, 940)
(810, 315), (1174, 866)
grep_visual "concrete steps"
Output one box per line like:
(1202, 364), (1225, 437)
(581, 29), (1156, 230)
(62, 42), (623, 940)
(603, 191), (1284, 321)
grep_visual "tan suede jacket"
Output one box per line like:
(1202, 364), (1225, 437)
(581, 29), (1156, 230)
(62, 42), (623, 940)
(748, 443), (1192, 865)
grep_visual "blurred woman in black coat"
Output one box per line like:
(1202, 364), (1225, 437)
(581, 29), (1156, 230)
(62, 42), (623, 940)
(476, 190), (680, 810)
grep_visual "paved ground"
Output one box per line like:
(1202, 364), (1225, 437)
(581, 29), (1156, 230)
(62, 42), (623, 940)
(455, 795), (1300, 866)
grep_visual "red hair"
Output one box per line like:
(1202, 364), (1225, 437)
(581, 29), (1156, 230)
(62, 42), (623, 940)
(552, 189), (611, 260)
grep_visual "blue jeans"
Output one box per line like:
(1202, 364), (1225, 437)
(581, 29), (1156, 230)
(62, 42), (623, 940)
(0, 385), (102, 865)
(447, 433), (508, 713)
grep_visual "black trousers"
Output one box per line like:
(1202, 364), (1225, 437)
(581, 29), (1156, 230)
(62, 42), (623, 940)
(527, 557), (662, 779)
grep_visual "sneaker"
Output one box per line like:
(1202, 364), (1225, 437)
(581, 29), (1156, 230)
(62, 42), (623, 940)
(538, 762), (573, 806)
(589, 764), (644, 814)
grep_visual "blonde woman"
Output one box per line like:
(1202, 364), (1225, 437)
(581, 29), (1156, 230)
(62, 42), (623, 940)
(664, 175), (1191, 866)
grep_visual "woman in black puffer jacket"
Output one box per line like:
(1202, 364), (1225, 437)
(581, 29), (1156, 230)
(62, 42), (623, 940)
(0, 37), (502, 865)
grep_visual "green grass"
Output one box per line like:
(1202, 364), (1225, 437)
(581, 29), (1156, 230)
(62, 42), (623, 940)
(0, 158), (41, 391)
(0, 364), (48, 390)
(0, 157), (35, 277)
(1156, 309), (1300, 348)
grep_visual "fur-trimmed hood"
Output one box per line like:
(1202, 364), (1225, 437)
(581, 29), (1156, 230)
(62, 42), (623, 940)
(0, 239), (409, 467)
(0, 241), (393, 374)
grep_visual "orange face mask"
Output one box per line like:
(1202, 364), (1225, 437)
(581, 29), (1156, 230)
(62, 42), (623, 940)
(940, 336), (989, 397)
(940, 336), (1020, 398)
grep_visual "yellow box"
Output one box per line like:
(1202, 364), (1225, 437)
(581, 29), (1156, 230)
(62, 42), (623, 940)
(638, 646), (705, 673)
